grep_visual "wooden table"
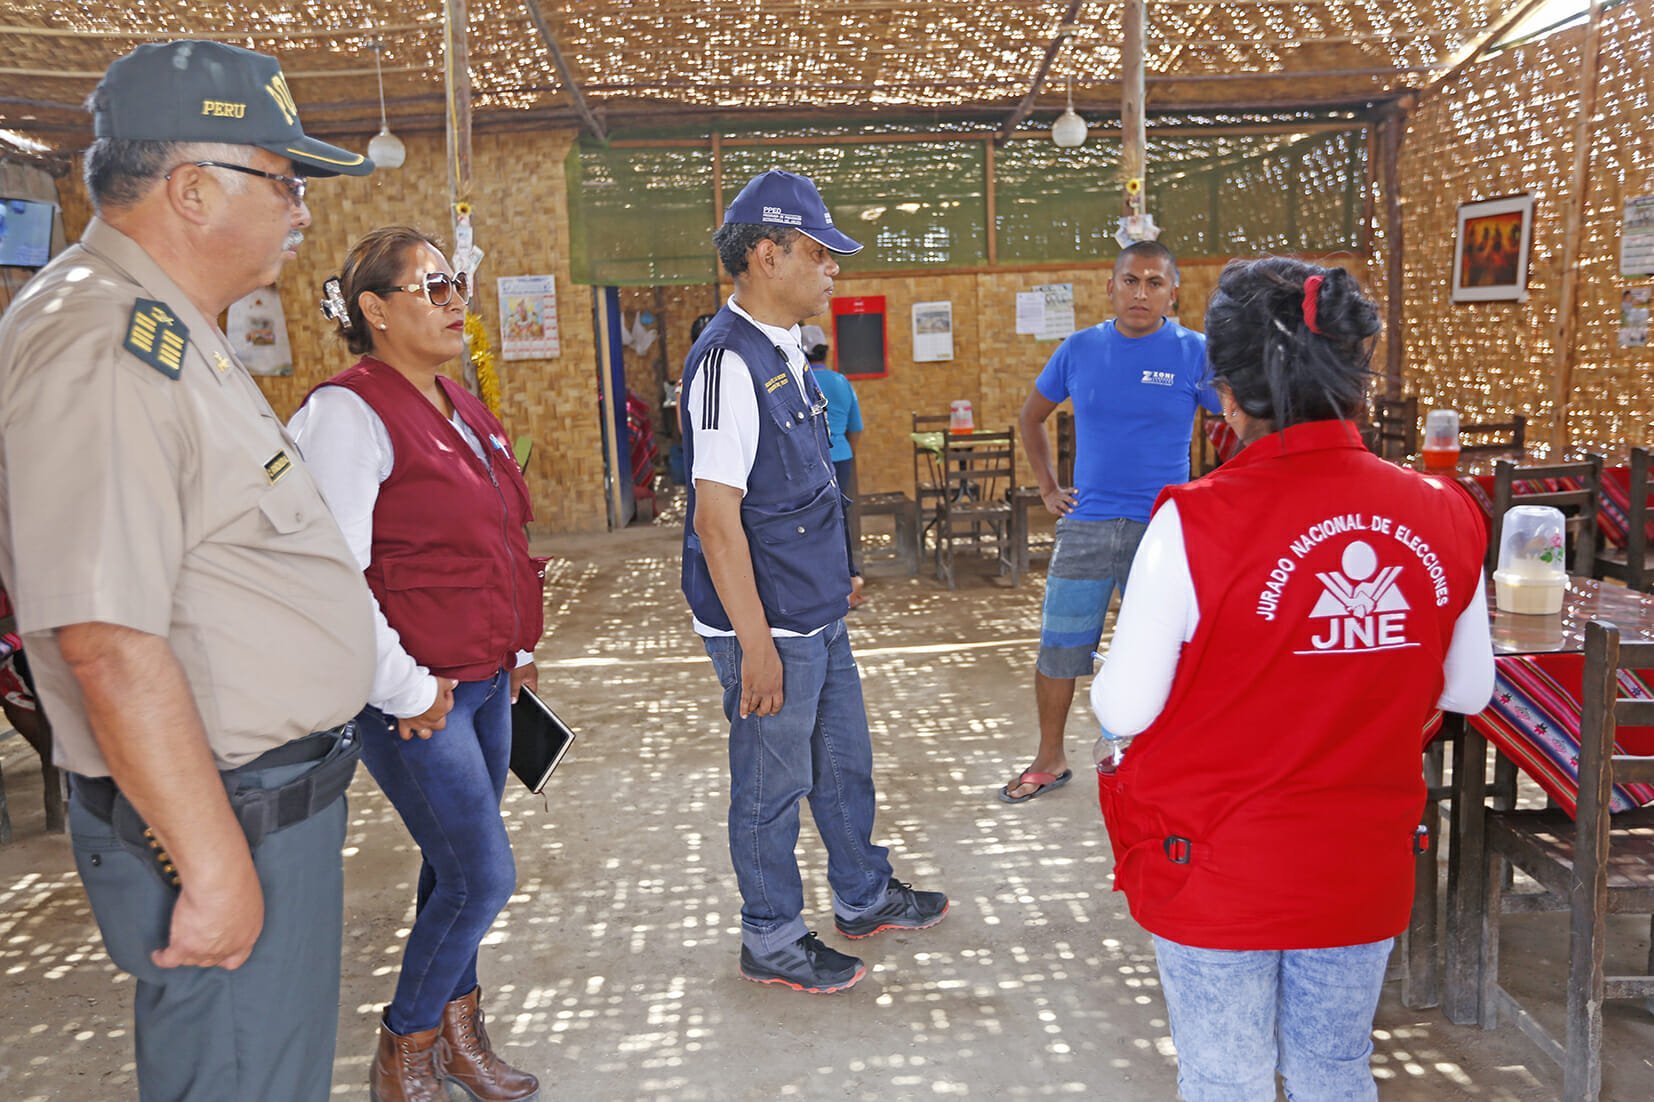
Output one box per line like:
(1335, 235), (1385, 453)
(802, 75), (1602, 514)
(1436, 578), (1654, 1023)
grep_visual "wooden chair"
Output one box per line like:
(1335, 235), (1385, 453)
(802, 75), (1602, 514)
(1596, 446), (1651, 593)
(1478, 621), (1654, 1101)
(1460, 414), (1527, 458)
(856, 491), (919, 575)
(1489, 455), (1603, 575)
(937, 428), (1018, 589)
(911, 412), (952, 560)
(1365, 395), (1419, 461)
(1010, 411), (1074, 573)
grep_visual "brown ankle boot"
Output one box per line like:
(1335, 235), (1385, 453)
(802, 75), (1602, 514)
(370, 1014), (448, 1102)
(439, 986), (540, 1101)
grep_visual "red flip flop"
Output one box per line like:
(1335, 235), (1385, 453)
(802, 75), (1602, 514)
(998, 767), (1073, 804)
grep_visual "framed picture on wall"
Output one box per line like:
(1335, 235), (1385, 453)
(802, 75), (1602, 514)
(1451, 194), (1535, 302)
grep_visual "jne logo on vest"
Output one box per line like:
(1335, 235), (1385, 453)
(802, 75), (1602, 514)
(1298, 539), (1416, 655)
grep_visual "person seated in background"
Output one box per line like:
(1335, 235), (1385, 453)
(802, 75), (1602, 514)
(805, 331), (866, 607)
(1091, 257), (1494, 1102)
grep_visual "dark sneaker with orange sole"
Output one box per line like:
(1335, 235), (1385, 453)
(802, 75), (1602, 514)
(835, 879), (949, 940)
(739, 932), (866, 993)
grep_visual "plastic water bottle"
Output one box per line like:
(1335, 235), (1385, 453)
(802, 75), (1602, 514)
(1093, 728), (1134, 775)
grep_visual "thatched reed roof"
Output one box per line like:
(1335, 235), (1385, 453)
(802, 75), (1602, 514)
(0, 0), (1548, 158)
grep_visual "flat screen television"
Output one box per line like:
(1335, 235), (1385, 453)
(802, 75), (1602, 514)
(0, 198), (55, 268)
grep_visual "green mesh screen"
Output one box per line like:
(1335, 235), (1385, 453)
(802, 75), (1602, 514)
(566, 144), (719, 286)
(720, 141), (987, 273)
(996, 127), (1368, 260)
(567, 125), (1366, 286)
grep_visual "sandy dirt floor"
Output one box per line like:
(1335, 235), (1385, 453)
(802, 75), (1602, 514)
(2, 512), (1651, 1100)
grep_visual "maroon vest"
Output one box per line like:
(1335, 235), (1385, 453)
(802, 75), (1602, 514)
(319, 357), (543, 681)
(1098, 420), (1486, 949)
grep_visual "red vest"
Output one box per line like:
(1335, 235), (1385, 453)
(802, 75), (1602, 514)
(1098, 420), (1486, 949)
(319, 357), (543, 682)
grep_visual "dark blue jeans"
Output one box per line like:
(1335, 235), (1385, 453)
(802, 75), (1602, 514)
(703, 620), (893, 952)
(360, 670), (515, 1034)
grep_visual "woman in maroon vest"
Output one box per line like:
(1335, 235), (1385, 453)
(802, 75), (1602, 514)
(1091, 258), (1494, 1101)
(291, 226), (543, 1102)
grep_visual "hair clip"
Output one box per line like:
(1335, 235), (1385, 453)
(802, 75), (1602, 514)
(320, 276), (352, 331)
(1302, 274), (1324, 336)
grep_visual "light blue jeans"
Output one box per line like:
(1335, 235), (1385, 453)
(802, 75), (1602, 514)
(1152, 935), (1393, 1102)
(703, 619), (894, 952)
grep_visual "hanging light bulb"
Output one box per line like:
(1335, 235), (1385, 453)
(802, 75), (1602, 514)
(367, 39), (406, 170)
(1052, 76), (1088, 149)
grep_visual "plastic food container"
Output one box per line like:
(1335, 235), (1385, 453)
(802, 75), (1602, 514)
(1493, 505), (1567, 615)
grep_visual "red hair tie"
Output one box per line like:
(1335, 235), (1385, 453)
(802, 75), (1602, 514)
(1302, 274), (1324, 336)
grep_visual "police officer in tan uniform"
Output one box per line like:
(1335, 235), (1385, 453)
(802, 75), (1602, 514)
(0, 41), (375, 1102)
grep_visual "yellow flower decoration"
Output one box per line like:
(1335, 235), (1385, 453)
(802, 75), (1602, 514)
(1125, 178), (1143, 196)
(454, 201), (473, 218)
(465, 312), (503, 419)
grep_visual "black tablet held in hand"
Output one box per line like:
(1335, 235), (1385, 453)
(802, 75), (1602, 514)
(510, 688), (576, 794)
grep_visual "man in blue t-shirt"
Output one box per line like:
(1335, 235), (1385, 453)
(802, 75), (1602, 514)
(807, 337), (866, 605)
(1001, 241), (1220, 803)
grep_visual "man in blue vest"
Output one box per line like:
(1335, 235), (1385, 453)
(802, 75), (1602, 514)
(680, 170), (946, 994)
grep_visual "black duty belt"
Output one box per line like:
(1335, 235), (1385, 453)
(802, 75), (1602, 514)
(72, 724), (360, 887)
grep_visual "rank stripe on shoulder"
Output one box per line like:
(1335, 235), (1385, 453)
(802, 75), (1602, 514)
(123, 298), (190, 380)
(700, 348), (723, 431)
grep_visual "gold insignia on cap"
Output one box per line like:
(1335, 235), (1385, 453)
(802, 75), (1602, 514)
(201, 100), (247, 118)
(763, 371), (790, 394)
(264, 450), (292, 485)
(123, 299), (189, 380)
(264, 73), (298, 126)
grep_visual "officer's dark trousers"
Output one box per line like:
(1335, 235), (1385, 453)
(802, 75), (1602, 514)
(69, 758), (348, 1102)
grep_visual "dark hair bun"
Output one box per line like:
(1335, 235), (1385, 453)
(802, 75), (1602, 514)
(1204, 257), (1379, 430)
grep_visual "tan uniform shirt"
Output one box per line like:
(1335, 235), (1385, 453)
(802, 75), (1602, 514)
(0, 218), (375, 776)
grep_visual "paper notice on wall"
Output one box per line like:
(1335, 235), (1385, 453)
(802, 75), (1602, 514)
(912, 301), (953, 362)
(1015, 291), (1043, 334)
(1619, 287), (1650, 348)
(1033, 283), (1075, 340)
(226, 285), (292, 376)
(499, 275), (560, 360)
(1621, 196), (1654, 278)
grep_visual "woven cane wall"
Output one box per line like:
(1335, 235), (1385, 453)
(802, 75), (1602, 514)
(1382, 0), (1654, 457)
(54, 128), (608, 533)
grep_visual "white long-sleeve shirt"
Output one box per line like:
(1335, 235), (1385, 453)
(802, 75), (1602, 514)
(289, 386), (532, 718)
(1092, 500), (1496, 737)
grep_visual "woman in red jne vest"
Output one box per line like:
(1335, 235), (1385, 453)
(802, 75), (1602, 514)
(291, 227), (543, 1102)
(1091, 258), (1494, 1101)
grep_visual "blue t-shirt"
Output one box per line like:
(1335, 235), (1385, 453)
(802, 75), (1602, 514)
(1034, 319), (1218, 523)
(811, 367), (863, 462)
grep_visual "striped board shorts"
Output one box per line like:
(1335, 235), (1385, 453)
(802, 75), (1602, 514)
(1037, 516), (1148, 679)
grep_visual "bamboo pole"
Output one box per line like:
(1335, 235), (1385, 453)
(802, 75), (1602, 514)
(444, 0), (472, 209)
(711, 132), (724, 307)
(985, 138), (998, 265)
(1122, 0), (1146, 222)
(1551, 0), (1607, 453)
(1381, 104), (1409, 400)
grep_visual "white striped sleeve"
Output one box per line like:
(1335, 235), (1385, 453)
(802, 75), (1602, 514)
(685, 346), (760, 493)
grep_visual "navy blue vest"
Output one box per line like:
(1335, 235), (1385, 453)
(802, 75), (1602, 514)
(680, 306), (851, 633)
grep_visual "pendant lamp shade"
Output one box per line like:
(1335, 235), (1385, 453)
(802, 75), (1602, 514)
(368, 40), (405, 170)
(1052, 77), (1088, 148)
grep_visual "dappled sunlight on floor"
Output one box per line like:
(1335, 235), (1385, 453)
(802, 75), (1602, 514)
(1, 521), (1648, 1099)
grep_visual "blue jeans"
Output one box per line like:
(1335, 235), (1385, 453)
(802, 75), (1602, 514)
(1152, 935), (1393, 1102)
(360, 670), (515, 1034)
(703, 620), (893, 951)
